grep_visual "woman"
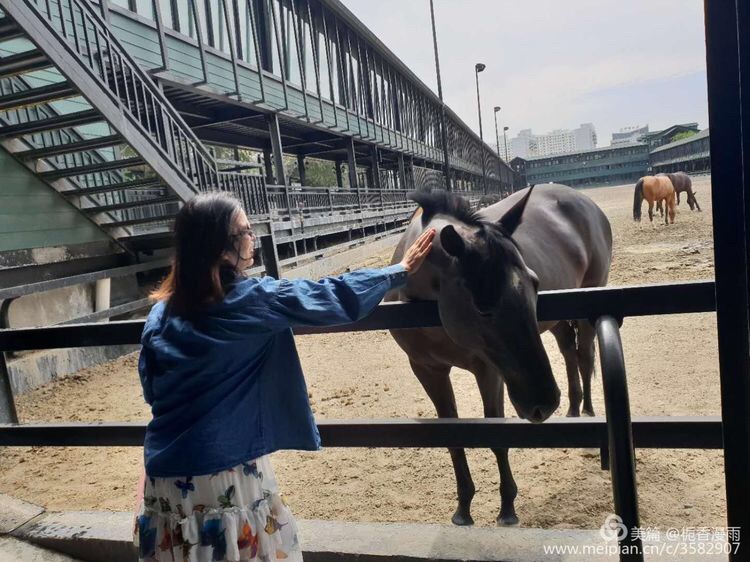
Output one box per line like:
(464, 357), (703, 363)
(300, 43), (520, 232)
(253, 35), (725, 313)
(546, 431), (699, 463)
(134, 192), (434, 562)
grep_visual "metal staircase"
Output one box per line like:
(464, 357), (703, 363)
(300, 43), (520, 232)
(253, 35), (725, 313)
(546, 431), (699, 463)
(0, 0), (267, 252)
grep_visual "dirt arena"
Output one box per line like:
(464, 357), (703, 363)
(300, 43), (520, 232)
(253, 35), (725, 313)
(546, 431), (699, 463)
(0, 178), (725, 531)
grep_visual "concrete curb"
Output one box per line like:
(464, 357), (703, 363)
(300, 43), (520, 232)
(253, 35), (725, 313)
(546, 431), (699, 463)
(0, 497), (729, 562)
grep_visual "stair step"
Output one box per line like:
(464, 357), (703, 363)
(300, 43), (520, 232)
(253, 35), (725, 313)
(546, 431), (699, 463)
(0, 50), (52, 78)
(0, 108), (101, 137)
(62, 178), (163, 196)
(0, 18), (24, 42)
(0, 81), (77, 112)
(83, 195), (178, 214)
(17, 134), (124, 159)
(39, 156), (145, 180)
(117, 231), (174, 251)
(102, 214), (177, 229)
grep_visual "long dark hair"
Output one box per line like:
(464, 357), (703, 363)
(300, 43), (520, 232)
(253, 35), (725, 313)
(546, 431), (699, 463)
(152, 192), (243, 318)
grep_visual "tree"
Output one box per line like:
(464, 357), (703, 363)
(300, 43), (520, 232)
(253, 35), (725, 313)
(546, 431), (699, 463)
(671, 130), (698, 143)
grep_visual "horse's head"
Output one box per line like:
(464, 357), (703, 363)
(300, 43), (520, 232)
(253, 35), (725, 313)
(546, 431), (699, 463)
(429, 189), (560, 423)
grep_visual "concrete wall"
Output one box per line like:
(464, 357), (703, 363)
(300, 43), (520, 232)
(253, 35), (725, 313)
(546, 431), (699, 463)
(0, 146), (110, 253)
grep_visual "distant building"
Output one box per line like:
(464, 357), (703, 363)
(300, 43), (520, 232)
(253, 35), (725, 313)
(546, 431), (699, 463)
(640, 123), (699, 150)
(612, 125), (649, 145)
(507, 123), (597, 159)
(513, 143), (650, 189)
(650, 129), (710, 174)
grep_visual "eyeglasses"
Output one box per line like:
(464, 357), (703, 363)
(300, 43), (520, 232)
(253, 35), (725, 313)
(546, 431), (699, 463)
(231, 227), (255, 239)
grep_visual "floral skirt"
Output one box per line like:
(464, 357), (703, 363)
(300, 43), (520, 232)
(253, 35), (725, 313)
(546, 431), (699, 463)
(134, 456), (302, 562)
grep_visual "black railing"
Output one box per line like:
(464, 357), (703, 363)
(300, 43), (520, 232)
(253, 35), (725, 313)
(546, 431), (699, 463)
(6, 0), (270, 216)
(0, 280), (724, 561)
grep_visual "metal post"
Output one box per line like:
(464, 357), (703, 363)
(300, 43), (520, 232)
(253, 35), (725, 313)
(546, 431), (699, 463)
(335, 160), (343, 188)
(263, 149), (274, 184)
(398, 154), (407, 190)
(346, 137), (358, 188)
(266, 113), (287, 186)
(493, 106), (501, 156)
(297, 154), (306, 186)
(503, 126), (509, 162)
(0, 352), (18, 424)
(596, 316), (642, 561)
(370, 146), (381, 189)
(260, 234), (281, 279)
(474, 63), (486, 194)
(705, 2), (750, 559)
(429, 0), (451, 191)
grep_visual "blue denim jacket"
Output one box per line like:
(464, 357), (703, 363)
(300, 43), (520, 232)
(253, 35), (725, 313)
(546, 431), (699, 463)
(138, 264), (408, 477)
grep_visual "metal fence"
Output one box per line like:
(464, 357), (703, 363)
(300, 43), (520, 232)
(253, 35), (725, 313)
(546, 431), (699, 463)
(0, 280), (724, 561)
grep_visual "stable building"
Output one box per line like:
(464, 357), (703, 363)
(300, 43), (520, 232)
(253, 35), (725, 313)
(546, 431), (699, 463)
(513, 143), (650, 189)
(650, 129), (710, 174)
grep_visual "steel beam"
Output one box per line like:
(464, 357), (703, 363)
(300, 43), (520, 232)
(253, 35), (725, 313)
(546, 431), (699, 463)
(267, 113), (287, 185)
(704, 2), (750, 559)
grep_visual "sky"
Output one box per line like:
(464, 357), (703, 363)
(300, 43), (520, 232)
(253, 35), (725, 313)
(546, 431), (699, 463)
(341, 0), (708, 149)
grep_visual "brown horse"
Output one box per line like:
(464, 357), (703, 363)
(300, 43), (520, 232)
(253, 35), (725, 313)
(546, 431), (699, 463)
(661, 172), (701, 211)
(387, 184), (612, 527)
(633, 175), (676, 225)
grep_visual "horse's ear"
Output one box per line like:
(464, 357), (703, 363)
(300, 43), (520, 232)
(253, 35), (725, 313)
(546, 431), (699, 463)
(441, 225), (466, 258)
(499, 185), (535, 235)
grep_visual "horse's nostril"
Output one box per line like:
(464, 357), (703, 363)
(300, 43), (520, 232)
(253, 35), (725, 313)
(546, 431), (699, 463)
(530, 406), (545, 423)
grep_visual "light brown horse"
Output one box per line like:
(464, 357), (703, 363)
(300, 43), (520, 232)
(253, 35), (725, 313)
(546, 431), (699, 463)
(633, 175), (676, 225)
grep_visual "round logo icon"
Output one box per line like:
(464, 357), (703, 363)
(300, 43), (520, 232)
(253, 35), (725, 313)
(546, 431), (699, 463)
(600, 514), (628, 541)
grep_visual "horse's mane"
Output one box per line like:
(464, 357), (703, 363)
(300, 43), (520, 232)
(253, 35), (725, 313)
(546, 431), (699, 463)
(409, 190), (482, 227)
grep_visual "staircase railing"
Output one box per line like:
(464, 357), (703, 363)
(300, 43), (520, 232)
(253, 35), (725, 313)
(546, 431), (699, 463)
(11, 0), (268, 215)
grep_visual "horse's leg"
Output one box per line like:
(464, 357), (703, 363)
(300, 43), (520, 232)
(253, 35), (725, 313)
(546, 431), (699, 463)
(676, 191), (681, 205)
(551, 322), (582, 417)
(474, 367), (519, 527)
(669, 196), (676, 224)
(576, 320), (597, 416)
(648, 200), (654, 225)
(693, 191), (702, 212)
(656, 200), (663, 216)
(410, 359), (475, 526)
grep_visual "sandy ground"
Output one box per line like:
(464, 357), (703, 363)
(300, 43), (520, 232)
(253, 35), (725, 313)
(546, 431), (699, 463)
(0, 178), (726, 531)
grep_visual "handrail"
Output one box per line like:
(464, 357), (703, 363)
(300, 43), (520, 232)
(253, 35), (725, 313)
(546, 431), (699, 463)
(19, 0), (217, 191)
(12, 0), (270, 216)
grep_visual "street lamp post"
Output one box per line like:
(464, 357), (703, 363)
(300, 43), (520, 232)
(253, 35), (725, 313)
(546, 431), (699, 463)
(429, 0), (452, 191)
(475, 62), (486, 194)
(493, 106), (501, 157)
(503, 126), (510, 162)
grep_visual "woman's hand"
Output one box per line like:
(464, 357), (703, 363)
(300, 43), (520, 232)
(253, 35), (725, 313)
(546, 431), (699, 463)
(400, 229), (436, 274)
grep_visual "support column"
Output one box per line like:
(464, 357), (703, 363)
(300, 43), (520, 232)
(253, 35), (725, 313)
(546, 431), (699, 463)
(260, 234), (281, 279)
(95, 278), (111, 323)
(267, 113), (287, 186)
(297, 154), (306, 186)
(0, 298), (17, 423)
(398, 154), (407, 190)
(263, 149), (274, 184)
(370, 146), (381, 189)
(335, 160), (343, 188)
(346, 137), (358, 188)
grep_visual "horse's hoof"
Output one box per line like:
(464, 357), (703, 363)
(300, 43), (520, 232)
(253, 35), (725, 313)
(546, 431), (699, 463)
(566, 408), (580, 417)
(497, 513), (520, 527)
(582, 407), (595, 417)
(451, 511), (474, 526)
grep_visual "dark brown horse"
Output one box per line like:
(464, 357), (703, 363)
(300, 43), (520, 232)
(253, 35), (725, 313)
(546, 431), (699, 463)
(387, 184), (612, 527)
(658, 172), (701, 211)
